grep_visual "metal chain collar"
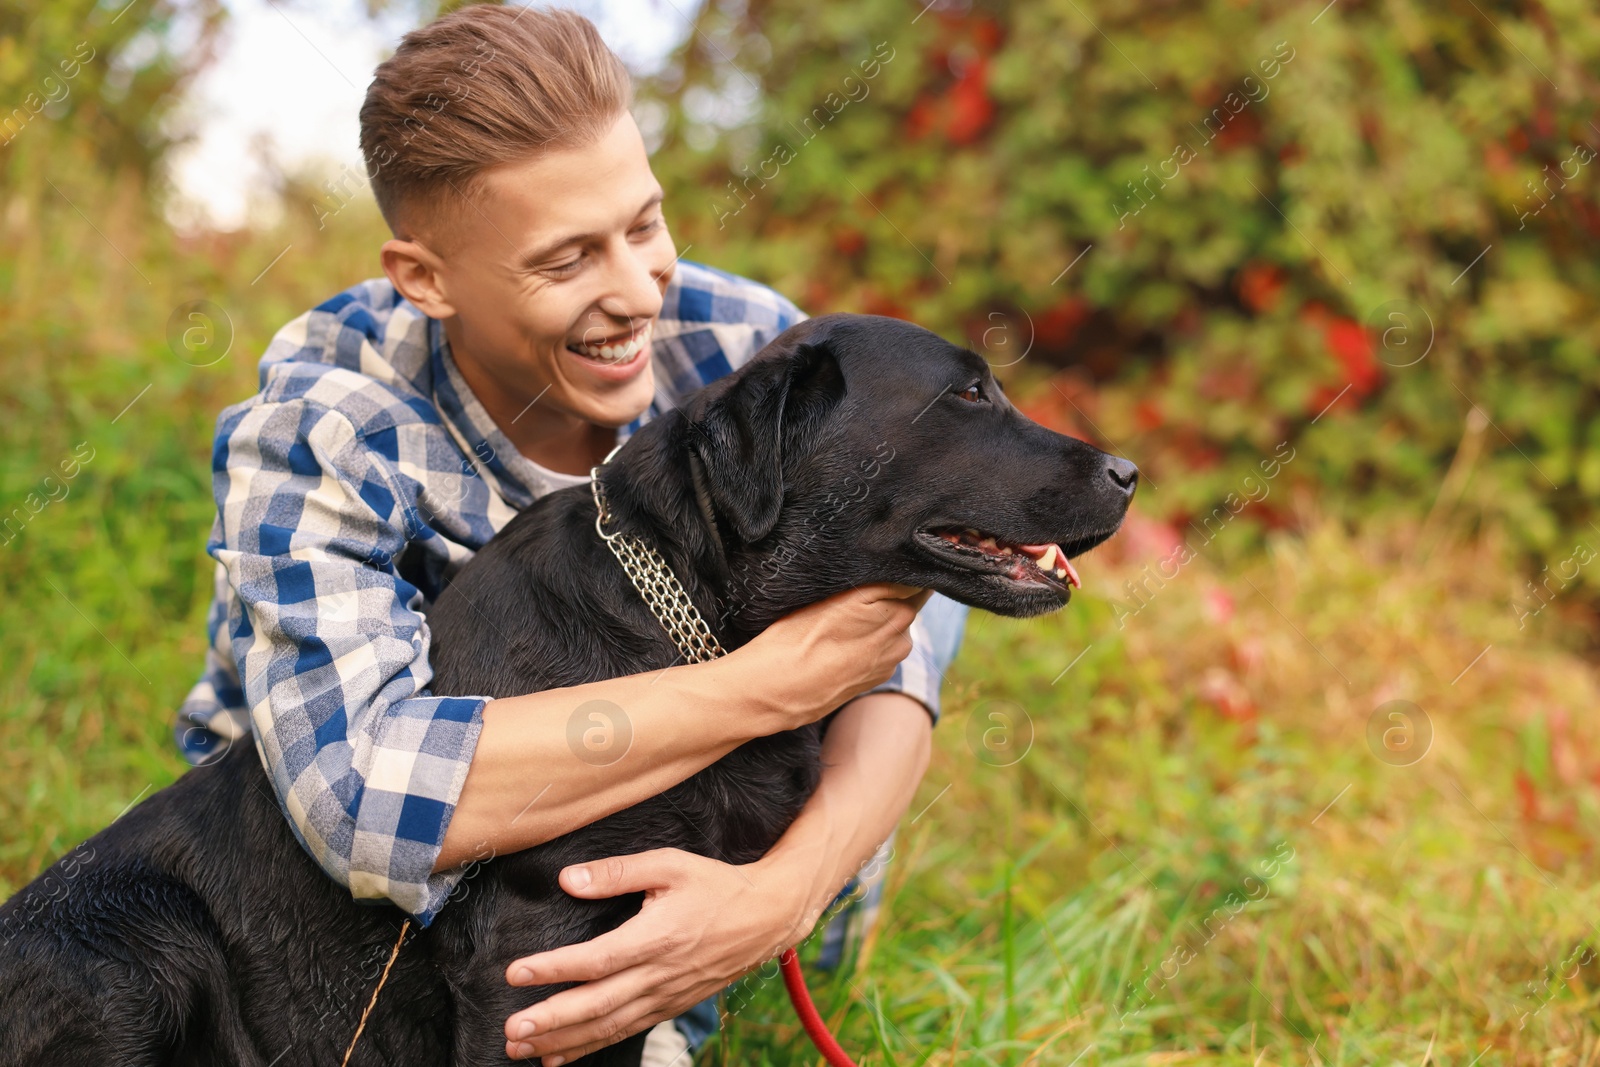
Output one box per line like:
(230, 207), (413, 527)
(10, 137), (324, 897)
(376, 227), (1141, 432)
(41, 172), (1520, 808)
(591, 466), (728, 666)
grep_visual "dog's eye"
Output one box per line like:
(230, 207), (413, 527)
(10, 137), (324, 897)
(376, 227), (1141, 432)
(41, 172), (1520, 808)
(956, 383), (984, 403)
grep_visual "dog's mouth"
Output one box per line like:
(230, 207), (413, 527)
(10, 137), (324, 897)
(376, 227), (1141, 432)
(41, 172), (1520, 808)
(914, 525), (1110, 590)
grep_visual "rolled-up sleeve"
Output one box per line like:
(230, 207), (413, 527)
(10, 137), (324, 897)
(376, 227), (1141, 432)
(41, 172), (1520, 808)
(866, 592), (968, 724)
(211, 396), (485, 924)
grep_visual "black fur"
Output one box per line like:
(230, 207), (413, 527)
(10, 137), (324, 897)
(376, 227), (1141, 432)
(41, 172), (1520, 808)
(0, 314), (1135, 1065)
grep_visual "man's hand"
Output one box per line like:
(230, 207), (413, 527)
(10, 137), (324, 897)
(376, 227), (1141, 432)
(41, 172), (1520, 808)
(741, 582), (932, 733)
(496, 691), (933, 1062)
(501, 848), (806, 1063)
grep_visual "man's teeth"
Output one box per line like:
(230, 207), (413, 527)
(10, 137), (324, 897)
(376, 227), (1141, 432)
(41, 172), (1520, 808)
(570, 322), (651, 363)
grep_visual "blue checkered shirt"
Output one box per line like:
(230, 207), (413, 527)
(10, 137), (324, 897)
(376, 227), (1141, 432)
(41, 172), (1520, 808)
(175, 260), (954, 925)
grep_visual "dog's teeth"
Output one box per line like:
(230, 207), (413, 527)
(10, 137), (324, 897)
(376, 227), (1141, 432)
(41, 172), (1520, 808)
(1000, 546), (1014, 555)
(1054, 564), (1067, 579)
(1037, 544), (1058, 571)
(979, 536), (998, 550)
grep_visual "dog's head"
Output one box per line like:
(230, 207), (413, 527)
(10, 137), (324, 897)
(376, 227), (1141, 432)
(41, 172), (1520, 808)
(679, 313), (1136, 622)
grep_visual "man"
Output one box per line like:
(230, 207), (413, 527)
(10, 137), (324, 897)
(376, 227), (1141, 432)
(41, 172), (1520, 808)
(174, 5), (967, 1063)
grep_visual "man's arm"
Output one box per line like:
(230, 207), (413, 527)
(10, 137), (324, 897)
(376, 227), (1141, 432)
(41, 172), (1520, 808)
(753, 690), (934, 942)
(437, 588), (932, 870)
(213, 394), (492, 922)
(498, 690), (933, 1063)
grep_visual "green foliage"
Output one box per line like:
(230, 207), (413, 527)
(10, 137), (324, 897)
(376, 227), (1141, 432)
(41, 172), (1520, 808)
(0, 2), (400, 881)
(1, 1), (225, 189)
(3, 3), (1600, 1063)
(640, 0), (1600, 566)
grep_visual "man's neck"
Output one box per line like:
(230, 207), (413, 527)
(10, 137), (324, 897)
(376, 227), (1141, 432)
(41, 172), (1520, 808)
(445, 323), (619, 476)
(517, 419), (619, 475)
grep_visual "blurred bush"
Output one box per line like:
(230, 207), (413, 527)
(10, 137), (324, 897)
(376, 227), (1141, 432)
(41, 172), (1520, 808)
(639, 0), (1600, 576)
(0, 1), (397, 878)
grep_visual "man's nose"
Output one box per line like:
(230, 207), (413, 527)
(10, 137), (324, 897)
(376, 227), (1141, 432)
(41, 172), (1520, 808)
(599, 242), (668, 324)
(1105, 455), (1139, 498)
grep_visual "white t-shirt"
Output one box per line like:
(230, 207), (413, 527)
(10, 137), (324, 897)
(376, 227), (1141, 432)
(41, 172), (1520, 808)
(526, 430), (614, 495)
(528, 457), (593, 493)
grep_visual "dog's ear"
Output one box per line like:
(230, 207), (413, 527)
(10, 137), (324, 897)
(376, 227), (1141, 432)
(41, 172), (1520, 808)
(689, 320), (847, 545)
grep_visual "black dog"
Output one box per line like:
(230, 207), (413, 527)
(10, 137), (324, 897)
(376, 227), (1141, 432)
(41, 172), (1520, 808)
(0, 313), (1134, 1066)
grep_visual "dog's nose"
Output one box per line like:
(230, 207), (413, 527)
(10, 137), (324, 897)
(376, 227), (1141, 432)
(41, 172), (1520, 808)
(1105, 455), (1139, 497)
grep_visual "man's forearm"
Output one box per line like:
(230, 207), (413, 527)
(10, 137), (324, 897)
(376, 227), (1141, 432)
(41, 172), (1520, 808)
(437, 585), (929, 873)
(437, 654), (787, 871)
(754, 691), (933, 945)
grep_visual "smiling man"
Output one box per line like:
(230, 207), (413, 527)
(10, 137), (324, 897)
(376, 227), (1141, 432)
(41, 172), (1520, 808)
(174, 5), (966, 1064)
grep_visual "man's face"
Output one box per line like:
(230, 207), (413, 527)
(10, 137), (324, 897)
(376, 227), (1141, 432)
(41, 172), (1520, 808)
(425, 111), (678, 430)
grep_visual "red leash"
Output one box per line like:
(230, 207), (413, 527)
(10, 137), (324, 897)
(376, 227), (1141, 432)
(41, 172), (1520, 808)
(779, 948), (858, 1067)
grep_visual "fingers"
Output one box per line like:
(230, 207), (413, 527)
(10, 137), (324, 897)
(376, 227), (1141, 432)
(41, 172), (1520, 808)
(858, 585), (931, 638)
(504, 972), (664, 1062)
(506, 913), (681, 986)
(860, 587), (934, 632)
(505, 849), (695, 985)
(556, 847), (693, 899)
(506, 861), (700, 987)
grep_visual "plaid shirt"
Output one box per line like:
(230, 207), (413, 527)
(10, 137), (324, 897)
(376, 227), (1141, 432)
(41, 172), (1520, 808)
(175, 260), (956, 925)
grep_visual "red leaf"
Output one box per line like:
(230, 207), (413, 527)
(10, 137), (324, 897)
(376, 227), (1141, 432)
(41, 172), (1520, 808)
(1134, 399), (1163, 431)
(945, 56), (994, 144)
(1034, 296), (1090, 347)
(1324, 317), (1382, 396)
(1237, 262), (1285, 314)
(1215, 107), (1263, 151)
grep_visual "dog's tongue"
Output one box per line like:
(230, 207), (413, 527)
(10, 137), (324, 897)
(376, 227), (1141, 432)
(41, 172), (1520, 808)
(1017, 542), (1081, 589)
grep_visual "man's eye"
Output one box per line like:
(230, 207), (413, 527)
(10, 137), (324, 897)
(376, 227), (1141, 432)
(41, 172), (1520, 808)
(543, 256), (584, 278)
(956, 383), (984, 403)
(632, 218), (663, 236)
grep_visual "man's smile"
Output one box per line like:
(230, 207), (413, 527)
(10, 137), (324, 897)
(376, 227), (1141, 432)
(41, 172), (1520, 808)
(567, 319), (652, 366)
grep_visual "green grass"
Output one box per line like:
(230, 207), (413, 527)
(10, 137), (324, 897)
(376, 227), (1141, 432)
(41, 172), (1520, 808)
(5, 185), (1600, 1065)
(703, 524), (1600, 1066)
(0, 184), (389, 880)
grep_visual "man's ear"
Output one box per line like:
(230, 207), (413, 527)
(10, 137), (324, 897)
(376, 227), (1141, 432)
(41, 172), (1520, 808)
(688, 320), (848, 545)
(381, 238), (457, 319)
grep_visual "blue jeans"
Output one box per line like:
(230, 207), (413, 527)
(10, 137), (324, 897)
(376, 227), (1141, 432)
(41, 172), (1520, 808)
(673, 592), (969, 1051)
